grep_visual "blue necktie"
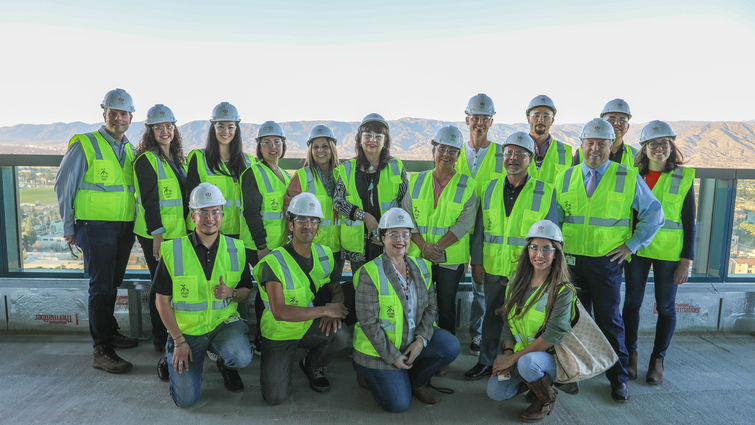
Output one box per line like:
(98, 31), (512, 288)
(586, 169), (597, 198)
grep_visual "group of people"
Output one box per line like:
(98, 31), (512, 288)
(55, 88), (695, 420)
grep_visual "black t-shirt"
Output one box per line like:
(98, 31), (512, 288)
(154, 232), (253, 296)
(503, 176), (528, 217)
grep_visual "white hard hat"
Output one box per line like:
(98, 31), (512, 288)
(526, 94), (557, 116)
(189, 183), (227, 209)
(287, 193), (325, 219)
(307, 125), (336, 145)
(580, 118), (615, 141)
(600, 98), (632, 119)
(256, 121), (286, 141)
(210, 102), (241, 122)
(640, 120), (676, 144)
(378, 208), (412, 230)
(361, 113), (389, 128)
(146, 104), (176, 125)
(503, 131), (535, 155)
(465, 93), (496, 116)
(526, 220), (563, 243)
(431, 125), (463, 149)
(101, 88), (135, 113)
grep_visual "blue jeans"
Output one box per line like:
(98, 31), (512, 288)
(469, 279), (485, 338)
(478, 274), (508, 366)
(355, 328), (460, 413)
(486, 351), (556, 401)
(433, 265), (465, 334)
(623, 256), (679, 358)
(75, 220), (134, 347)
(166, 319), (252, 408)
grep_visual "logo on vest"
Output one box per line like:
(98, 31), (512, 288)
(561, 200), (572, 215)
(413, 206), (421, 218)
(386, 305), (395, 319)
(180, 283), (190, 298)
(162, 186), (173, 198)
(270, 199), (280, 210)
(99, 168), (109, 180)
(288, 296), (298, 304)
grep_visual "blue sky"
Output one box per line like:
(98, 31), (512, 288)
(1, 0), (754, 127)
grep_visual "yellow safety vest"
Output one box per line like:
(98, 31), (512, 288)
(637, 167), (695, 261)
(186, 149), (255, 235)
(455, 142), (505, 196)
(481, 177), (555, 278)
(528, 139), (572, 184)
(253, 244), (333, 340)
(70, 131), (135, 221)
(335, 158), (405, 255)
(133, 151), (187, 239)
(239, 162), (291, 251)
(352, 255), (432, 358)
(295, 166), (340, 252)
(506, 282), (576, 353)
(577, 144), (637, 169)
(556, 163), (637, 257)
(407, 171), (476, 265)
(161, 235), (245, 336)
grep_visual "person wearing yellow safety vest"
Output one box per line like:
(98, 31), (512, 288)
(284, 125), (343, 289)
(186, 102), (255, 238)
(241, 121), (292, 354)
(487, 220), (577, 423)
(456, 93), (506, 358)
(573, 99), (637, 169)
(133, 104), (189, 380)
(253, 193), (348, 405)
(353, 208), (460, 412)
(466, 132), (558, 381)
(555, 118), (664, 402)
(403, 125), (478, 339)
(54, 88), (139, 374)
(623, 121), (696, 386)
(154, 183), (254, 408)
(525, 95), (572, 184)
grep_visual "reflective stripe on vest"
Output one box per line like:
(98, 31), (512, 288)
(239, 162), (290, 250)
(506, 283), (576, 353)
(134, 151), (187, 239)
(297, 166), (340, 251)
(186, 149), (247, 235)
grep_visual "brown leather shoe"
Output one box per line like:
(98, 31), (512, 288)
(412, 385), (440, 405)
(646, 356), (664, 385)
(520, 373), (557, 423)
(627, 351), (638, 380)
(93, 345), (133, 374)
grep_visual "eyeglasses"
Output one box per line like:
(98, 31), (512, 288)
(194, 209), (223, 218)
(528, 244), (556, 255)
(646, 140), (670, 150)
(467, 115), (492, 123)
(385, 231), (411, 240)
(362, 132), (386, 143)
(214, 123), (236, 131)
(529, 112), (553, 121)
(437, 145), (460, 155)
(503, 150), (529, 159)
(293, 217), (321, 225)
(605, 116), (629, 124)
(153, 124), (174, 132)
(260, 139), (283, 148)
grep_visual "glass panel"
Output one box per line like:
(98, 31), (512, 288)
(729, 179), (755, 277)
(16, 166), (147, 272)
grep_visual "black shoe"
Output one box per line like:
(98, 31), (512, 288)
(251, 334), (262, 356)
(157, 355), (169, 381)
(216, 358), (244, 392)
(555, 381), (580, 395)
(299, 359), (331, 393)
(610, 382), (629, 402)
(93, 345), (133, 374)
(469, 335), (481, 355)
(112, 330), (139, 349)
(464, 363), (492, 380)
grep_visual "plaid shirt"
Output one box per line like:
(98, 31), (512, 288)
(533, 135), (552, 167)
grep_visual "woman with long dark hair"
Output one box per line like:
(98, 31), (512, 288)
(623, 120), (696, 385)
(133, 104), (188, 379)
(185, 102), (254, 238)
(487, 220), (576, 423)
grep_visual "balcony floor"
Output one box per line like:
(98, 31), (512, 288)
(1, 332), (753, 424)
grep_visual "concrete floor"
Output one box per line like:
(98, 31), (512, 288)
(0, 333), (753, 425)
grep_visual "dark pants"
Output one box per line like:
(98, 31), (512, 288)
(569, 255), (629, 385)
(478, 273), (508, 366)
(137, 235), (168, 347)
(433, 265), (465, 334)
(355, 328), (460, 413)
(623, 256), (680, 358)
(75, 220), (135, 347)
(260, 319), (336, 405)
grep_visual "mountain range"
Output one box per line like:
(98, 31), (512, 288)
(2, 119), (754, 168)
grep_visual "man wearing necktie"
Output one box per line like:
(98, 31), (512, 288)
(555, 118), (664, 402)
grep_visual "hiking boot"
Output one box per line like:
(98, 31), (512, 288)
(627, 351), (638, 380)
(412, 385), (440, 404)
(93, 345), (133, 374)
(646, 356), (664, 385)
(300, 359), (330, 393)
(112, 330), (139, 349)
(521, 373), (557, 423)
(157, 355), (169, 381)
(217, 358), (244, 392)
(469, 334), (481, 355)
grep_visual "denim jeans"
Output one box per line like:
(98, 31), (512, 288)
(75, 220), (134, 347)
(623, 256), (680, 358)
(486, 351), (556, 401)
(166, 319), (252, 408)
(260, 319), (337, 405)
(355, 328), (460, 413)
(478, 274), (508, 366)
(433, 265), (465, 334)
(469, 279), (485, 338)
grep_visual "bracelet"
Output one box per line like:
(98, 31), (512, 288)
(173, 334), (184, 342)
(175, 341), (187, 348)
(355, 209), (365, 221)
(503, 348), (514, 353)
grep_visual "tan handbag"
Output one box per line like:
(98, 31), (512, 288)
(554, 300), (619, 383)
